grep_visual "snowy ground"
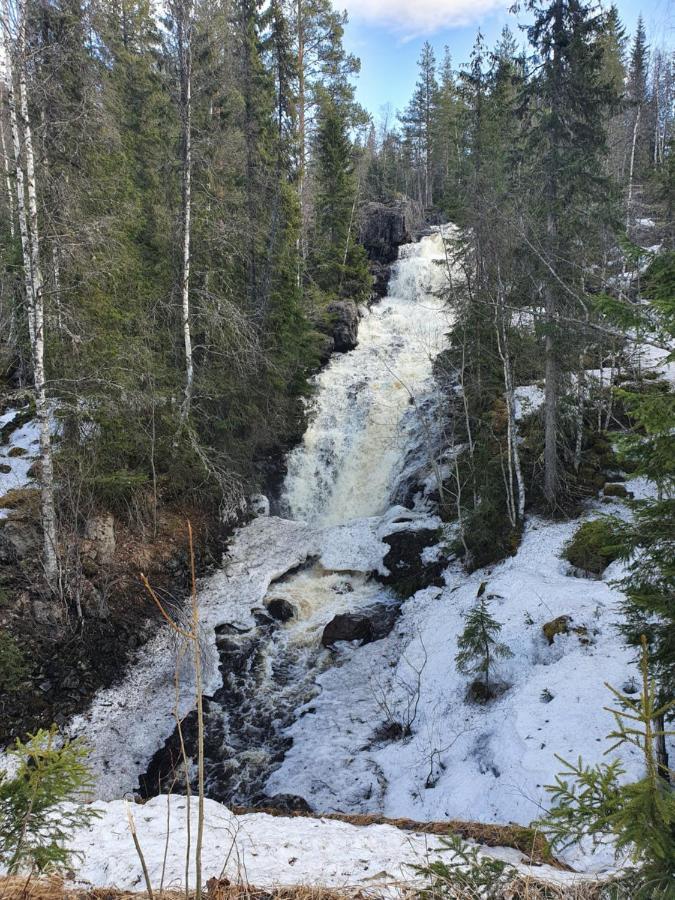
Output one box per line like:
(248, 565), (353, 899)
(0, 407), (39, 513)
(48, 795), (602, 895)
(264, 499), (653, 874)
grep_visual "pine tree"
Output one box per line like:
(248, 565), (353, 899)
(455, 588), (513, 701)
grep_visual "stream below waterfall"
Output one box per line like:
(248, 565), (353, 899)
(70, 226), (456, 806)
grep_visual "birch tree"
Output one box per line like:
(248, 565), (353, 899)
(1, 0), (58, 588)
(171, 0), (194, 422)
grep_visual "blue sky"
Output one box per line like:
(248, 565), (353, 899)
(342, 0), (674, 120)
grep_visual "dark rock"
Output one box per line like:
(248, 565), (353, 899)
(321, 602), (401, 647)
(319, 300), (359, 353)
(0, 463), (11, 474)
(369, 260), (391, 303)
(262, 793), (312, 813)
(265, 597), (296, 622)
(322, 613), (373, 646)
(379, 528), (446, 598)
(359, 200), (424, 263)
(0, 516), (41, 559)
(603, 482), (632, 498)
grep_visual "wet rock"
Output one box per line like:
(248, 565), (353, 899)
(369, 260), (391, 303)
(84, 514), (116, 565)
(322, 612), (374, 646)
(265, 597), (296, 623)
(323, 300), (359, 353)
(379, 528), (446, 598)
(321, 602), (401, 647)
(359, 200), (424, 263)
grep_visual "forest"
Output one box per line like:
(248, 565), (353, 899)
(0, 0), (673, 897)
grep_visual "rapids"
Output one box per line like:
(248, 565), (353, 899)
(69, 226), (457, 804)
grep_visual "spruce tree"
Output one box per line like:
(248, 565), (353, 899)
(455, 588), (513, 701)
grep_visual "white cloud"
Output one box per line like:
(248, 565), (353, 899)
(341, 0), (508, 39)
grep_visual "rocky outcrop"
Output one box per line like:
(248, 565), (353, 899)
(379, 528), (447, 598)
(317, 299), (360, 353)
(359, 200), (423, 264)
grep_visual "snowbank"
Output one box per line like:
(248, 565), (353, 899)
(60, 795), (590, 895)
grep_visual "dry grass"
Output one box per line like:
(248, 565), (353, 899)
(230, 809), (560, 869)
(0, 875), (621, 900)
(0, 878), (373, 900)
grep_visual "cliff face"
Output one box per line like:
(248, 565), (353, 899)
(359, 199), (424, 264)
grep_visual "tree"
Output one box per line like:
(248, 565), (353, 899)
(455, 586), (513, 701)
(0, 728), (98, 873)
(308, 87), (369, 303)
(525, 0), (618, 508)
(626, 15), (650, 230)
(401, 41), (438, 207)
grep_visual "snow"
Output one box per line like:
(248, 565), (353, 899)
(0, 408), (40, 514)
(513, 384), (545, 422)
(45, 795), (598, 894)
(264, 514), (643, 874)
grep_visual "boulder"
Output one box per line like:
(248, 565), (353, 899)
(265, 597), (296, 623)
(84, 514), (116, 565)
(321, 602), (401, 647)
(379, 528), (446, 598)
(322, 612), (373, 646)
(369, 260), (391, 303)
(359, 200), (423, 263)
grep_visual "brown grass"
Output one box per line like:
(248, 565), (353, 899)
(230, 809), (561, 869)
(0, 874), (620, 900)
(0, 878), (373, 900)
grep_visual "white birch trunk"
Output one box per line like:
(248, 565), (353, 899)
(5, 0), (59, 587)
(626, 105), (641, 233)
(175, 0), (194, 421)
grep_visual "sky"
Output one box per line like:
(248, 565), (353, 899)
(342, 0), (675, 120)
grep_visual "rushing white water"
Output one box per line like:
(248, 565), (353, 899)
(282, 227), (454, 525)
(70, 226), (456, 803)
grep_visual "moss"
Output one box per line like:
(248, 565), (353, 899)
(563, 518), (621, 575)
(543, 615), (572, 643)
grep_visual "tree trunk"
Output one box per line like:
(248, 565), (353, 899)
(626, 105), (641, 234)
(6, 0), (59, 587)
(176, 0), (194, 422)
(0, 105), (15, 238)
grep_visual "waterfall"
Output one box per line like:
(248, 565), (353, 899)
(71, 225), (457, 805)
(282, 227), (453, 526)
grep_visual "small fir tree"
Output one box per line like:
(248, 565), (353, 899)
(0, 728), (99, 874)
(455, 588), (513, 701)
(538, 638), (675, 898)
